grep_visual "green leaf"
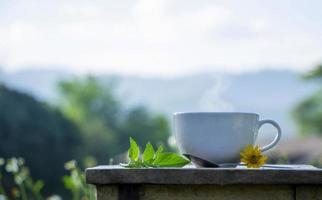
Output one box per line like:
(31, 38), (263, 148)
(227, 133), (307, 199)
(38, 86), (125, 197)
(152, 152), (190, 167)
(155, 144), (164, 158)
(63, 176), (75, 190)
(121, 137), (190, 168)
(128, 137), (140, 161)
(142, 142), (155, 163)
(120, 161), (144, 168)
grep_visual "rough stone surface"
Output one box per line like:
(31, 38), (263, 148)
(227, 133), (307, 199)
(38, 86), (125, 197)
(95, 185), (293, 200)
(139, 185), (293, 200)
(296, 185), (322, 200)
(96, 185), (118, 200)
(86, 165), (322, 185)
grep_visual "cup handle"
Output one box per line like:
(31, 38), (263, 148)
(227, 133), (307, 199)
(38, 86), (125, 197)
(257, 119), (282, 152)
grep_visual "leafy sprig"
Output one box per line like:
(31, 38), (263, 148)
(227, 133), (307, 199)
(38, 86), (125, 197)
(121, 137), (190, 168)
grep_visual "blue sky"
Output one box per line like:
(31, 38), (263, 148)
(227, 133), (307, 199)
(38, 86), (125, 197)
(0, 0), (322, 76)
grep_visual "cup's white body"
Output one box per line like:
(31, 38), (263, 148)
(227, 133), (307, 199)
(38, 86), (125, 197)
(174, 112), (260, 164)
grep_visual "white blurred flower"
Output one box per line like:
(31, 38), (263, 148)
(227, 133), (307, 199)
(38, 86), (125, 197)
(64, 160), (77, 170)
(0, 158), (5, 166)
(14, 167), (29, 184)
(5, 158), (19, 173)
(17, 158), (25, 166)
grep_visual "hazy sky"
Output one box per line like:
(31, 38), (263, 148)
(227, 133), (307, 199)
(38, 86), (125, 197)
(0, 0), (322, 76)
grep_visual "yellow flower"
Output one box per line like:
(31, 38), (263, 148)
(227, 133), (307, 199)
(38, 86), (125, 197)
(240, 145), (267, 168)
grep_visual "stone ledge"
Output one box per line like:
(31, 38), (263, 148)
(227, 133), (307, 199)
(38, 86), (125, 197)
(86, 165), (322, 185)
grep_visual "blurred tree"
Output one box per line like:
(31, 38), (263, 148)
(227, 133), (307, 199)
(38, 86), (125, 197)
(303, 64), (322, 80)
(0, 84), (81, 195)
(58, 76), (120, 128)
(58, 76), (120, 163)
(58, 76), (170, 164)
(119, 106), (170, 152)
(293, 64), (322, 135)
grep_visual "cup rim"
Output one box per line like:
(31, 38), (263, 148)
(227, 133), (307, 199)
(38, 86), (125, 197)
(173, 112), (259, 116)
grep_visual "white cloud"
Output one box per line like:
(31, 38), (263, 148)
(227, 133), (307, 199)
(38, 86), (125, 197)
(0, 0), (321, 76)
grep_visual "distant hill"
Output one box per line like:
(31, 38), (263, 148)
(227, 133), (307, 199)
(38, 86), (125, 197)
(0, 69), (73, 101)
(0, 68), (316, 138)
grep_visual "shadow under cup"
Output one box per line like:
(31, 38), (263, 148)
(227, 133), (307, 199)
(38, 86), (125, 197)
(173, 112), (282, 167)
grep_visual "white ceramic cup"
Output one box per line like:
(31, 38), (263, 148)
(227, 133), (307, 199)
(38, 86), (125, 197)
(173, 112), (281, 165)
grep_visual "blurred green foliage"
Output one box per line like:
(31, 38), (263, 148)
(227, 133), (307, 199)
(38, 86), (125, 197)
(0, 85), (81, 195)
(58, 76), (121, 163)
(0, 157), (94, 200)
(57, 76), (170, 164)
(62, 160), (95, 200)
(293, 65), (322, 135)
(0, 157), (45, 200)
(0, 75), (171, 196)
